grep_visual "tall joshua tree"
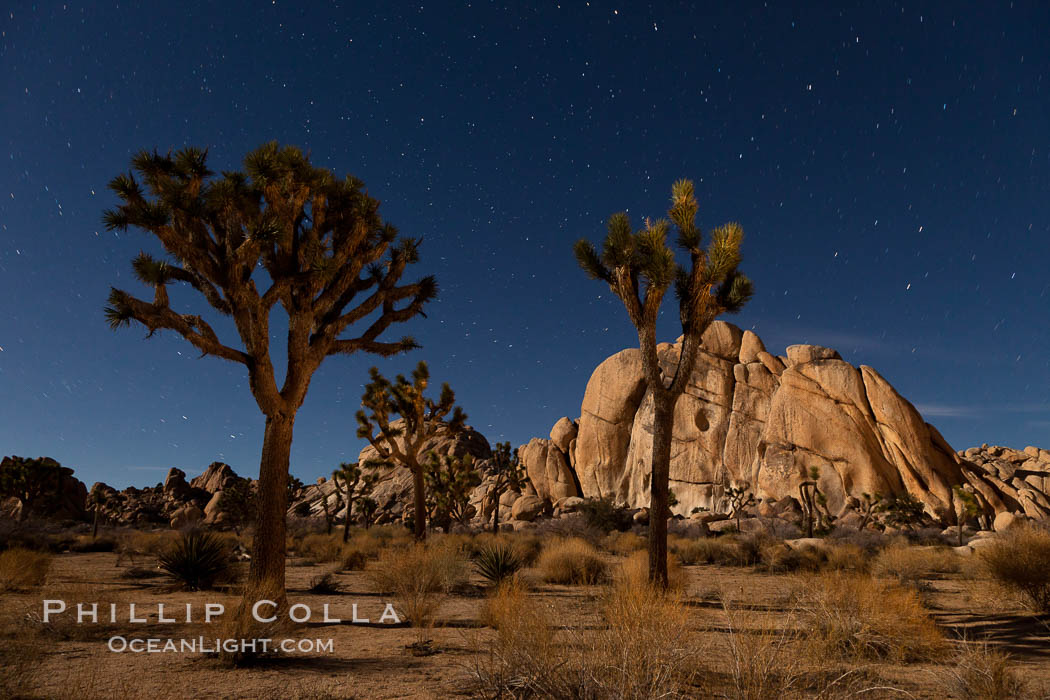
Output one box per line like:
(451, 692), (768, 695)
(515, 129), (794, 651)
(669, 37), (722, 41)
(332, 461), (379, 542)
(574, 179), (753, 587)
(356, 361), (466, 541)
(101, 143), (435, 594)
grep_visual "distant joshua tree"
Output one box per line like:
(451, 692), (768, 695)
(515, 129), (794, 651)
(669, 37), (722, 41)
(574, 179), (753, 587)
(100, 143), (435, 595)
(484, 442), (527, 534)
(332, 461), (380, 542)
(424, 452), (481, 533)
(0, 456), (68, 521)
(356, 361), (466, 541)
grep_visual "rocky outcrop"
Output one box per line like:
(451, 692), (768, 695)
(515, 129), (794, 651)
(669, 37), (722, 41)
(526, 321), (1048, 523)
(289, 421), (493, 525)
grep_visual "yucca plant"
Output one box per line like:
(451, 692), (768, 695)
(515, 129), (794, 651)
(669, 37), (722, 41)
(158, 530), (234, 591)
(474, 543), (523, 587)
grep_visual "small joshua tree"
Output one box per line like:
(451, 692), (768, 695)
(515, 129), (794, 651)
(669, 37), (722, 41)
(798, 467), (833, 537)
(855, 492), (880, 531)
(332, 462), (380, 542)
(424, 452), (481, 533)
(574, 179), (753, 587)
(726, 482), (756, 532)
(483, 442), (527, 534)
(217, 478), (257, 535)
(356, 361), (466, 541)
(101, 144), (435, 594)
(88, 483), (110, 538)
(952, 485), (982, 546)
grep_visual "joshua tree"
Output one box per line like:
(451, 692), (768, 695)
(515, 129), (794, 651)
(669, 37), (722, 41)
(356, 361), (466, 541)
(0, 456), (68, 521)
(483, 442), (527, 534)
(100, 143), (435, 594)
(574, 179), (753, 587)
(89, 484), (110, 538)
(952, 485), (982, 546)
(725, 482), (756, 532)
(217, 478), (257, 535)
(356, 496), (379, 528)
(332, 462), (379, 542)
(424, 452), (481, 533)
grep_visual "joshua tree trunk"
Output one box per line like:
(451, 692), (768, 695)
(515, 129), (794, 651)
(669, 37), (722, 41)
(491, 489), (501, 535)
(343, 507), (352, 543)
(648, 393), (674, 589)
(92, 507), (101, 538)
(412, 466), (426, 541)
(250, 413), (294, 594)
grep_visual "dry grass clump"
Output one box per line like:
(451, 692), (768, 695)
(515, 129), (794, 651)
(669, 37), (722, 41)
(536, 537), (608, 585)
(296, 533), (344, 563)
(670, 535), (742, 566)
(872, 542), (961, 584)
(367, 542), (468, 631)
(979, 525), (1050, 612)
(602, 530), (646, 556)
(939, 641), (1027, 700)
(474, 573), (702, 698)
(794, 570), (947, 663)
(614, 550), (686, 592)
(307, 568), (342, 594)
(0, 624), (44, 697)
(117, 529), (176, 564)
(212, 580), (295, 667)
(0, 547), (51, 591)
(28, 580), (126, 641)
(719, 601), (801, 699)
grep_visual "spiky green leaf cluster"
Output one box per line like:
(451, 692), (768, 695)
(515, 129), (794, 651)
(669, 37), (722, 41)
(573, 178), (754, 334)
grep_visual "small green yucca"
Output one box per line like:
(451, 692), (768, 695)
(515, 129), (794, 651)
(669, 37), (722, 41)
(474, 543), (523, 586)
(158, 530), (233, 591)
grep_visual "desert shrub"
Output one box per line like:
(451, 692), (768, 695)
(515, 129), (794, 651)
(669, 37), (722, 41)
(979, 525), (1050, 612)
(474, 571), (701, 698)
(158, 530), (234, 591)
(602, 530), (646, 556)
(615, 550), (685, 592)
(118, 566), (163, 580)
(536, 537), (608, 585)
(821, 542), (870, 572)
(0, 547), (51, 591)
(760, 542), (826, 574)
(940, 641), (1027, 700)
(473, 542), (523, 587)
(307, 568), (342, 594)
(872, 542), (961, 585)
(577, 497), (634, 533)
(339, 545), (369, 571)
(367, 542), (468, 631)
(671, 536), (742, 566)
(297, 533), (343, 563)
(794, 570), (947, 662)
(0, 518), (60, 552)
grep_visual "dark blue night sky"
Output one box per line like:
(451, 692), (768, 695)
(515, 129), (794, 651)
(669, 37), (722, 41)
(1, 2), (1048, 488)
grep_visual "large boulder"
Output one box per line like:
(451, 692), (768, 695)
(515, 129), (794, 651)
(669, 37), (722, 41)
(574, 348), (648, 498)
(518, 438), (579, 502)
(190, 462), (239, 493)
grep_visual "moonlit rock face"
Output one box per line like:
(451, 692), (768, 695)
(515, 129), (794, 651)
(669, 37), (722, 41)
(563, 322), (1049, 520)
